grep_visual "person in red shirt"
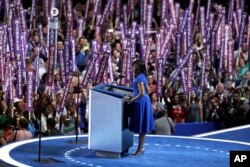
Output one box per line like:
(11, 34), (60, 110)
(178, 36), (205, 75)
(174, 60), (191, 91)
(170, 94), (186, 123)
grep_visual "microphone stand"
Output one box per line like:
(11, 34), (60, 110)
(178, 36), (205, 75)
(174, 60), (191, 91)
(38, 95), (42, 162)
(75, 72), (80, 144)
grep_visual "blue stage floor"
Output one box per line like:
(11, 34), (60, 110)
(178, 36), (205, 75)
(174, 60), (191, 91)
(0, 125), (250, 167)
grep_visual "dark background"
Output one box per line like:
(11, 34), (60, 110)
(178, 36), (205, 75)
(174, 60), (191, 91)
(21, 0), (250, 14)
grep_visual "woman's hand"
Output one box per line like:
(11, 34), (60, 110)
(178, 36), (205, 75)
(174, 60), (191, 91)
(124, 96), (132, 104)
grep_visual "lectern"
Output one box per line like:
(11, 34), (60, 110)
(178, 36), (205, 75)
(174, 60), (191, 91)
(88, 83), (134, 158)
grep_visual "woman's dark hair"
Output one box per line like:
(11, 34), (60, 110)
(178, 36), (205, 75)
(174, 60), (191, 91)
(149, 92), (156, 101)
(19, 118), (29, 129)
(132, 59), (147, 77)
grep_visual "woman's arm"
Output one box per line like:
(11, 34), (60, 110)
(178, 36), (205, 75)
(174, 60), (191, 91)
(130, 82), (145, 102)
(0, 133), (7, 145)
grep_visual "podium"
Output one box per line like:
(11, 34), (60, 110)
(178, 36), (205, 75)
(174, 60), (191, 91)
(88, 83), (134, 158)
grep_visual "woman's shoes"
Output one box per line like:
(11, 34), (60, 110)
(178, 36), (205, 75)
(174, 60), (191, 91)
(132, 149), (145, 157)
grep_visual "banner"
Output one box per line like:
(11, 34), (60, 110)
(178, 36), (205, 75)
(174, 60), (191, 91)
(213, 12), (223, 32)
(181, 69), (188, 94)
(227, 39), (234, 76)
(119, 22), (125, 40)
(9, 63), (14, 104)
(34, 48), (40, 93)
(64, 40), (70, 81)
(168, 0), (176, 25)
(130, 22), (137, 61)
(200, 52), (207, 90)
(200, 7), (206, 43)
(70, 39), (76, 73)
(58, 49), (66, 87)
(26, 70), (34, 111)
(98, 0), (112, 27)
(206, 26), (211, 62)
(82, 53), (98, 88)
(186, 53), (193, 92)
(161, 0), (167, 26)
(120, 39), (128, 85)
(210, 31), (216, 64)
(60, 75), (73, 112)
(175, 32), (181, 65)
(78, 18), (83, 38)
(47, 17), (58, 86)
(13, 19), (22, 61)
(206, 0), (211, 24)
(156, 33), (161, 59)
(228, 0), (234, 22)
(170, 48), (194, 81)
(93, 0), (100, 16)
(83, 0), (90, 31)
(146, 4), (153, 32)
(224, 25), (230, 69)
(143, 0), (147, 29)
(114, 0), (121, 28)
(16, 56), (23, 99)
(125, 40), (132, 84)
(7, 25), (15, 61)
(156, 58), (163, 96)
(0, 26), (5, 84)
(95, 51), (110, 85)
(209, 13), (214, 29)
(238, 12), (247, 49)
(123, 5), (128, 36)
(138, 26), (145, 59)
(218, 37), (225, 78)
(179, 10), (189, 33)
(30, 0), (36, 27)
(187, 16), (193, 48)
(233, 13), (239, 37)
(161, 23), (175, 55)
(107, 47), (114, 83)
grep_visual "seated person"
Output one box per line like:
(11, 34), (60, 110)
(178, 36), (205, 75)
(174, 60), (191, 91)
(45, 118), (62, 136)
(155, 109), (175, 135)
(6, 118), (33, 143)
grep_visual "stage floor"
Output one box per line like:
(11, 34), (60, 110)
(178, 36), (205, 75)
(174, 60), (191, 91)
(0, 125), (250, 167)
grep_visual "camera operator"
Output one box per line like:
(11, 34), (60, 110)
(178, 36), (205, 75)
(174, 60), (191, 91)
(224, 89), (249, 128)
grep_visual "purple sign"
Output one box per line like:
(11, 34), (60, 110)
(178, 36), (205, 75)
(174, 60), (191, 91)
(200, 7), (206, 43)
(115, 0), (121, 28)
(238, 12), (247, 49)
(16, 57), (23, 98)
(98, 0), (112, 27)
(60, 75), (73, 112)
(227, 40), (234, 76)
(26, 70), (34, 111)
(218, 37), (225, 78)
(82, 53), (98, 88)
(200, 52), (207, 90)
(175, 32), (181, 65)
(161, 23), (175, 55)
(146, 4), (153, 32)
(186, 53), (193, 92)
(95, 51), (110, 85)
(130, 22), (137, 61)
(58, 49), (66, 87)
(157, 58), (163, 96)
(228, 0), (234, 22)
(170, 48), (194, 81)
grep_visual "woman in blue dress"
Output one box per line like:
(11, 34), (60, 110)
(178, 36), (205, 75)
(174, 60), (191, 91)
(127, 60), (155, 157)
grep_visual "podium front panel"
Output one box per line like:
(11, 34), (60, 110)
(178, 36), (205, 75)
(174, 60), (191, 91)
(88, 84), (133, 154)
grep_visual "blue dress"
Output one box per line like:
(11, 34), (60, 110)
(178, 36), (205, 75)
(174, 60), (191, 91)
(129, 73), (155, 133)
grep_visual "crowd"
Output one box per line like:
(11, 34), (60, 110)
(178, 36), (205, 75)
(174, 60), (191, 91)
(1, 0), (250, 146)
